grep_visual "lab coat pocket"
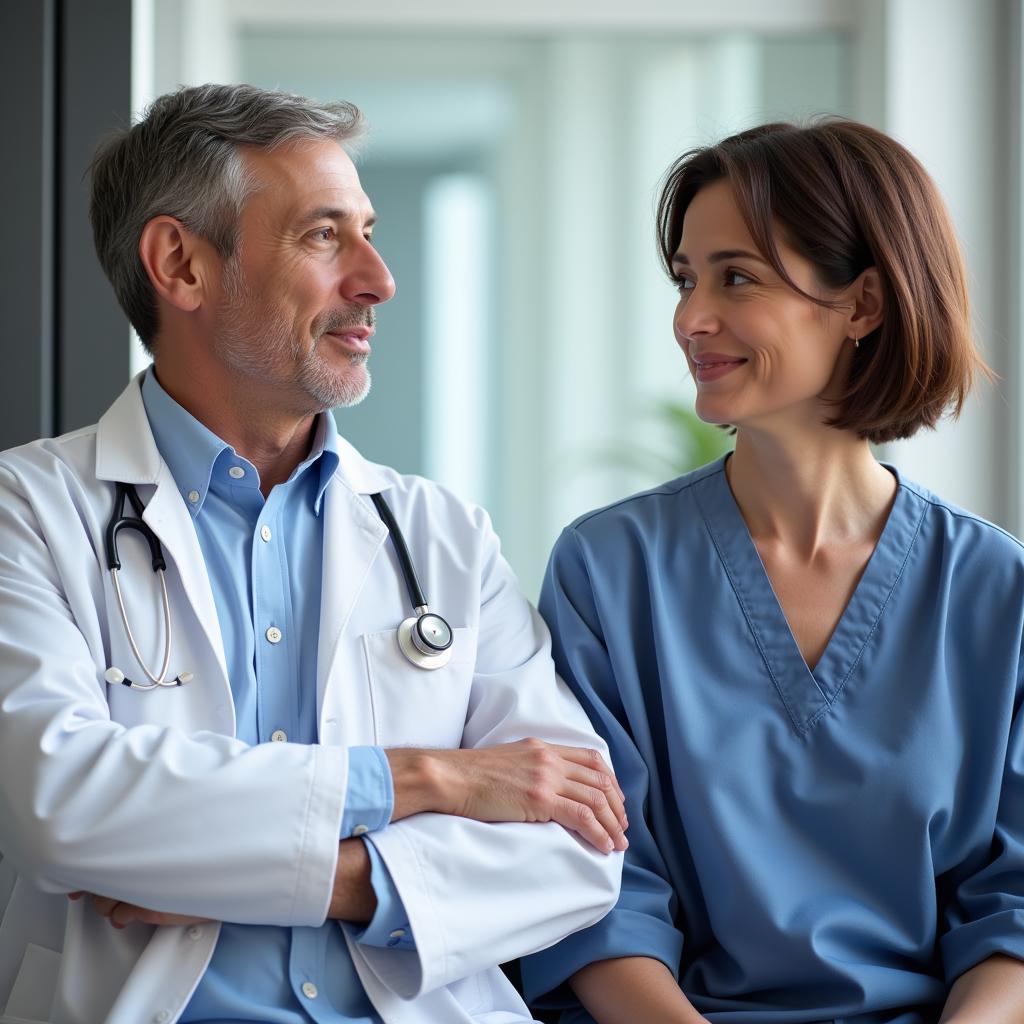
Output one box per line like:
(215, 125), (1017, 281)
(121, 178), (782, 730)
(363, 626), (477, 748)
(2, 942), (59, 1022)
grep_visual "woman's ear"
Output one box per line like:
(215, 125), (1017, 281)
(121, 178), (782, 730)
(846, 266), (885, 341)
(138, 216), (215, 314)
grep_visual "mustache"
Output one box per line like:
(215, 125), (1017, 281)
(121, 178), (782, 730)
(313, 307), (376, 336)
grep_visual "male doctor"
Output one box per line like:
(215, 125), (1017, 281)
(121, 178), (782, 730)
(0, 84), (623, 1024)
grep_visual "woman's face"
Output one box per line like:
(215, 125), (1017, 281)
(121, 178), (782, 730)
(671, 180), (855, 434)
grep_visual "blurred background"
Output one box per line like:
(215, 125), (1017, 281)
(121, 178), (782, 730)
(2, 0), (1020, 596)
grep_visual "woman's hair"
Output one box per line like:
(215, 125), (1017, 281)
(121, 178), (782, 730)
(89, 83), (363, 352)
(656, 119), (989, 443)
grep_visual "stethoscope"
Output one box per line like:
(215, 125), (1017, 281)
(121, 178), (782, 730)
(102, 482), (454, 691)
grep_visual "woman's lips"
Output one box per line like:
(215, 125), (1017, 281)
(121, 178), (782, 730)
(692, 352), (747, 383)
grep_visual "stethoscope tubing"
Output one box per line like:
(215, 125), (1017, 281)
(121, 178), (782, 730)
(370, 492), (428, 612)
(105, 482), (454, 690)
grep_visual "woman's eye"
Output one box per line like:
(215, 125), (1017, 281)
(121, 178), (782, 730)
(675, 277), (695, 295)
(725, 269), (754, 286)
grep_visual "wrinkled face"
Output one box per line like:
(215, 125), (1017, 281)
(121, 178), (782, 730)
(671, 180), (852, 433)
(212, 138), (395, 413)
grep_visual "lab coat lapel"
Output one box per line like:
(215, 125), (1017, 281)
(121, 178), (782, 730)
(95, 375), (230, 701)
(315, 460), (390, 716)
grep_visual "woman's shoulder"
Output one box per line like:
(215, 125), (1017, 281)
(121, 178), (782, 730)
(558, 457), (725, 552)
(895, 469), (1024, 561)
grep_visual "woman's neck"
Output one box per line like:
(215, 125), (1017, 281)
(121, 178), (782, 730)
(726, 425), (897, 559)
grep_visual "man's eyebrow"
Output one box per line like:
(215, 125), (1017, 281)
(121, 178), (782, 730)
(671, 248), (768, 267)
(295, 206), (378, 229)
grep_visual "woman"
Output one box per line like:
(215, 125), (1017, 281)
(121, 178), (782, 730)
(521, 120), (1024, 1023)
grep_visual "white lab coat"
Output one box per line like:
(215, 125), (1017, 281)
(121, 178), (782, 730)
(0, 376), (621, 1024)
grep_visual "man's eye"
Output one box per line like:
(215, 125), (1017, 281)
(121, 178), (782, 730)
(313, 227), (334, 242)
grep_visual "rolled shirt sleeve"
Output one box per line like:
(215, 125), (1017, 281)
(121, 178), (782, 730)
(940, 672), (1024, 981)
(340, 745), (394, 840)
(521, 528), (683, 1009)
(355, 838), (416, 951)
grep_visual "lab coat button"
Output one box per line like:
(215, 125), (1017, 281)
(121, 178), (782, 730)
(265, 626), (282, 644)
(186, 925), (202, 940)
(301, 981), (318, 999)
(389, 928), (406, 939)
(260, 525), (272, 542)
(351, 824), (369, 836)
(187, 490), (200, 504)
(228, 466), (245, 479)
(271, 730), (287, 742)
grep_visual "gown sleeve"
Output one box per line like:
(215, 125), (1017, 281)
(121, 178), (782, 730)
(940, 654), (1024, 981)
(521, 527), (684, 1011)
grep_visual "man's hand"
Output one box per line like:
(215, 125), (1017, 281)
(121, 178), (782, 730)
(387, 739), (629, 853)
(68, 891), (210, 929)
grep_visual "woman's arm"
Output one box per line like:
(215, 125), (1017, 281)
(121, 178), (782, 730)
(939, 955), (1024, 1023)
(570, 956), (706, 1024)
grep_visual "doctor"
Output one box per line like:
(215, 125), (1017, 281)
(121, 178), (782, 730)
(0, 83), (622, 1024)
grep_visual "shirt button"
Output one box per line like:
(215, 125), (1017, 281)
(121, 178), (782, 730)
(187, 490), (200, 504)
(389, 928), (406, 940)
(153, 1012), (171, 1024)
(265, 626), (282, 644)
(260, 525), (272, 542)
(301, 981), (318, 999)
(186, 925), (202, 940)
(228, 465), (245, 479)
(351, 824), (369, 836)
(271, 729), (287, 742)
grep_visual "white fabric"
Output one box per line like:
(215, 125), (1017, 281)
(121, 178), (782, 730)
(0, 375), (621, 1024)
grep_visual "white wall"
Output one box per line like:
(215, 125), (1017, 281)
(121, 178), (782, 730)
(880, 0), (1014, 528)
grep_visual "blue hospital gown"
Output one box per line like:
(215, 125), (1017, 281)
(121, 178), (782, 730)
(522, 457), (1024, 1024)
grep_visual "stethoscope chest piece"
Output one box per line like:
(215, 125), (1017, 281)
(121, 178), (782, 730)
(397, 613), (454, 670)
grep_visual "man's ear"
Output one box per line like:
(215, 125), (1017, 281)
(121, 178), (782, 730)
(846, 266), (885, 341)
(138, 216), (216, 313)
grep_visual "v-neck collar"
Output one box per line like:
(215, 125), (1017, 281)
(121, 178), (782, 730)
(694, 457), (927, 735)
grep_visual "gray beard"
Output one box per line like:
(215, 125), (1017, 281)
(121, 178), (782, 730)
(214, 265), (374, 411)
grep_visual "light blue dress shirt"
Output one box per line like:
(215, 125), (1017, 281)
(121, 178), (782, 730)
(140, 370), (414, 1023)
(523, 457), (1024, 1024)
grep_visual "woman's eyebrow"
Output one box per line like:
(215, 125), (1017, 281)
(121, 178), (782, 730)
(672, 248), (768, 267)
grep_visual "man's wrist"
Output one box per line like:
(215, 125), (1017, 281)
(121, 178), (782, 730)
(328, 838), (376, 923)
(384, 748), (450, 820)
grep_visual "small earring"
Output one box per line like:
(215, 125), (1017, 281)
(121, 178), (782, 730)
(851, 335), (860, 350)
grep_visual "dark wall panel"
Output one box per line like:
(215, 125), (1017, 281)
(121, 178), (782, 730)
(0, 0), (132, 451)
(0, 0), (56, 449)
(58, 0), (133, 434)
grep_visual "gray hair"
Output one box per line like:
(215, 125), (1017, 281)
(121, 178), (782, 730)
(88, 83), (364, 352)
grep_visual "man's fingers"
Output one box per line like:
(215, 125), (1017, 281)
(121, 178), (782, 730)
(89, 895), (119, 918)
(563, 763), (628, 830)
(548, 744), (626, 803)
(556, 785), (628, 853)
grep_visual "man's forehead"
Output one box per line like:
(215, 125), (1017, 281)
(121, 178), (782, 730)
(240, 140), (373, 223)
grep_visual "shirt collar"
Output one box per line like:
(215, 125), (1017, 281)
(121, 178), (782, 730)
(140, 368), (340, 518)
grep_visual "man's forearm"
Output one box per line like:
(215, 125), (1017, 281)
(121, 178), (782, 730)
(384, 741), (628, 853)
(327, 838), (377, 923)
(939, 954), (1024, 1023)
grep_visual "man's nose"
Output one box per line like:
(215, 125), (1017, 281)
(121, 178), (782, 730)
(341, 241), (396, 306)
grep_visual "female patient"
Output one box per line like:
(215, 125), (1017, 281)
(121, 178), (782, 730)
(522, 120), (1024, 1023)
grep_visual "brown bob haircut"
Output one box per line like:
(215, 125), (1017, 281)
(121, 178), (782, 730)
(656, 119), (989, 443)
